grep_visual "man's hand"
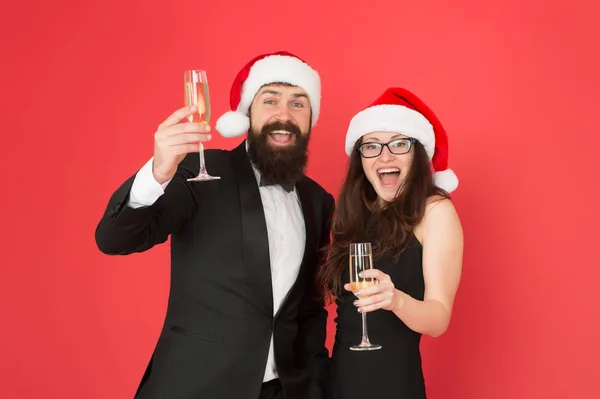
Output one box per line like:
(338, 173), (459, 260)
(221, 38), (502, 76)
(152, 105), (212, 184)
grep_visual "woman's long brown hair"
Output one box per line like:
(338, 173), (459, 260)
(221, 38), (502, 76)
(317, 139), (450, 302)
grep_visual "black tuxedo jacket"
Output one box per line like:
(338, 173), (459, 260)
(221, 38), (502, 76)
(95, 141), (335, 399)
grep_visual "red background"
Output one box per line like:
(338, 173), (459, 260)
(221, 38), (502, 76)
(1, 0), (599, 398)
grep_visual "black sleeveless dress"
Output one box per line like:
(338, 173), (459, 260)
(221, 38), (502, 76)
(329, 236), (427, 399)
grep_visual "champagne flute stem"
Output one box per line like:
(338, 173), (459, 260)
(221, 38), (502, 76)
(361, 312), (371, 344)
(198, 142), (207, 175)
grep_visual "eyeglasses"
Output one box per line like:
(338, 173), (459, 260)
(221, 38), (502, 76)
(357, 138), (416, 158)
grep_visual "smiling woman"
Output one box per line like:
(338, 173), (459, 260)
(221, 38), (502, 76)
(357, 133), (417, 203)
(318, 87), (463, 399)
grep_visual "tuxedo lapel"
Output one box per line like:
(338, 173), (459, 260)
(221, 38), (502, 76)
(231, 141), (274, 317)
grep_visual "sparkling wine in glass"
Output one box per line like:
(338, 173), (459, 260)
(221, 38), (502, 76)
(349, 242), (382, 351)
(184, 69), (220, 182)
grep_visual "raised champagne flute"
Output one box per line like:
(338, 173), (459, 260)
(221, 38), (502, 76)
(349, 242), (382, 351)
(184, 69), (220, 182)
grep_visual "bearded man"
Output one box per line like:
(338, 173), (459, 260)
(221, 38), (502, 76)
(95, 51), (334, 399)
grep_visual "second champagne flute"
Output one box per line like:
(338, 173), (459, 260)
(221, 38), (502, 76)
(184, 69), (220, 182)
(349, 242), (382, 351)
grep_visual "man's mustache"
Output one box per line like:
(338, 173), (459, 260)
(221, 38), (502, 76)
(261, 121), (302, 137)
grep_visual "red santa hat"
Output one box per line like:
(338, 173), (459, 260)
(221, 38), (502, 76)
(215, 51), (321, 138)
(345, 87), (458, 193)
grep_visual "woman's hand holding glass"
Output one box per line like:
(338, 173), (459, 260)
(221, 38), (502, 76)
(346, 269), (400, 313)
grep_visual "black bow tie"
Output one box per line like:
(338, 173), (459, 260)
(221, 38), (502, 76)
(259, 176), (295, 193)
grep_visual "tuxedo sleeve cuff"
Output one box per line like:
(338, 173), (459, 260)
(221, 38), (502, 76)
(128, 157), (171, 209)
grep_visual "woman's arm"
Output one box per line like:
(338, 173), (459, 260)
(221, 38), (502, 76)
(350, 198), (463, 337)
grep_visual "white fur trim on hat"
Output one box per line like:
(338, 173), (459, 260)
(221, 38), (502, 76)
(434, 169), (459, 193)
(345, 104), (435, 157)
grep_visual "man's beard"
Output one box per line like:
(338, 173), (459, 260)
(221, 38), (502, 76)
(247, 120), (311, 187)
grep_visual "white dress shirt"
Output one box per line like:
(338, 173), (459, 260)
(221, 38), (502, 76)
(127, 146), (306, 382)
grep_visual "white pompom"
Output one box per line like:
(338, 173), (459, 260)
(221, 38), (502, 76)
(215, 111), (250, 138)
(434, 169), (459, 193)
